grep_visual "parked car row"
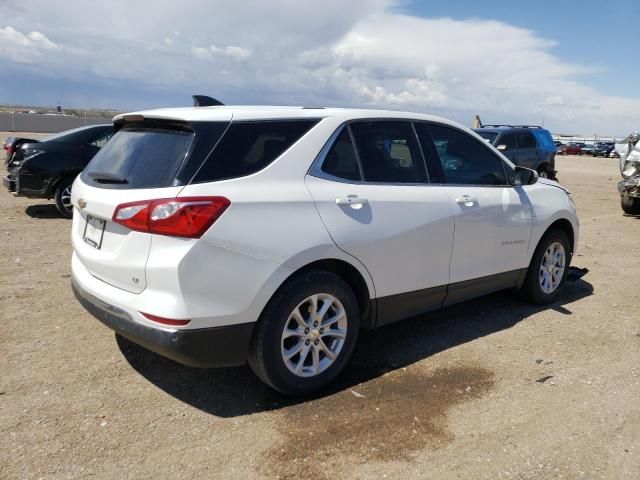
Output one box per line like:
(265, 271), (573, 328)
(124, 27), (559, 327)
(556, 141), (617, 157)
(3, 125), (114, 217)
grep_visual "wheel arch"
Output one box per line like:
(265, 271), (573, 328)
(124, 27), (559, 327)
(50, 174), (76, 198)
(269, 258), (375, 330)
(544, 218), (575, 256)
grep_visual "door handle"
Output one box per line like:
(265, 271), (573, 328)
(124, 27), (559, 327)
(336, 196), (368, 206)
(455, 195), (477, 207)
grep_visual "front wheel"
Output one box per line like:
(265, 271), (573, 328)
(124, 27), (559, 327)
(54, 179), (74, 219)
(621, 192), (640, 215)
(248, 270), (360, 395)
(520, 229), (571, 305)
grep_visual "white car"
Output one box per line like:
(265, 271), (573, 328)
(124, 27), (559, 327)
(71, 106), (579, 395)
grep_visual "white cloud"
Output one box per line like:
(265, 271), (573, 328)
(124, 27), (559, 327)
(0, 1), (637, 134)
(0, 26), (59, 49)
(545, 96), (565, 106)
(0, 26), (59, 62)
(192, 44), (251, 61)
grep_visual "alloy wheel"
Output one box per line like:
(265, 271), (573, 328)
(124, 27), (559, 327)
(539, 241), (566, 294)
(280, 293), (347, 377)
(61, 185), (73, 210)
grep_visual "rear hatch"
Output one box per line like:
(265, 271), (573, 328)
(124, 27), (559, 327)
(71, 116), (230, 293)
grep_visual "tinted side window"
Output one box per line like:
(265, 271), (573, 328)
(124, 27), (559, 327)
(321, 128), (361, 181)
(517, 132), (537, 149)
(500, 133), (518, 150)
(193, 120), (318, 183)
(350, 121), (427, 184)
(427, 124), (507, 185)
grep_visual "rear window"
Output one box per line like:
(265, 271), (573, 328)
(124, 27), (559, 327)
(83, 126), (196, 189)
(44, 125), (112, 145)
(192, 120), (319, 183)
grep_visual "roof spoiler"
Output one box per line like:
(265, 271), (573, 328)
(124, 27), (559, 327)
(192, 95), (224, 107)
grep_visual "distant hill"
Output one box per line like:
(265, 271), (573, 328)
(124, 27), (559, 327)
(0, 105), (122, 118)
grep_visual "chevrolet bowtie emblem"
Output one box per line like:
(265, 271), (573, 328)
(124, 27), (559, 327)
(78, 198), (87, 209)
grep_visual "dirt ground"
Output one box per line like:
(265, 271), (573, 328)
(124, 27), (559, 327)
(1, 133), (638, 479)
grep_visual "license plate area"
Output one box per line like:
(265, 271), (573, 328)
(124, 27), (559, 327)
(83, 215), (106, 249)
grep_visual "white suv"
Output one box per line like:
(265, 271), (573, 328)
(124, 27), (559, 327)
(71, 106), (579, 395)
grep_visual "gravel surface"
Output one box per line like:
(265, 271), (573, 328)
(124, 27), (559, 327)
(1, 136), (638, 479)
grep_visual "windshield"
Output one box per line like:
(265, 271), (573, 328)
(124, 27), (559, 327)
(82, 126), (195, 189)
(475, 131), (498, 144)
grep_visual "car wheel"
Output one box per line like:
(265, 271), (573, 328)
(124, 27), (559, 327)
(537, 167), (550, 179)
(54, 179), (74, 219)
(248, 270), (360, 395)
(520, 229), (571, 305)
(621, 192), (640, 215)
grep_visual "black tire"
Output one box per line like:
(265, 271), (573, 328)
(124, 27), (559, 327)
(248, 270), (360, 396)
(537, 165), (550, 179)
(520, 229), (572, 305)
(621, 193), (640, 215)
(54, 178), (74, 219)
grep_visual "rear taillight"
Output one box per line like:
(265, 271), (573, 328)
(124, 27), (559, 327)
(113, 196), (230, 238)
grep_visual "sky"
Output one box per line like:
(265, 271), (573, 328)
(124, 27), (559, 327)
(0, 0), (638, 135)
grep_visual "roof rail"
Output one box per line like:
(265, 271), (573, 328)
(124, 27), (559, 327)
(192, 95), (224, 107)
(479, 124), (542, 129)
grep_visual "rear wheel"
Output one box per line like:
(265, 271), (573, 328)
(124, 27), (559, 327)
(520, 229), (571, 305)
(54, 178), (74, 219)
(537, 166), (550, 179)
(248, 270), (360, 395)
(621, 192), (640, 215)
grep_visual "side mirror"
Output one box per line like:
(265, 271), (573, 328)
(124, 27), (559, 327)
(513, 166), (538, 186)
(497, 144), (507, 151)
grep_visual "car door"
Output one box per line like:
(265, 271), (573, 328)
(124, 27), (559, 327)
(515, 131), (539, 169)
(417, 122), (533, 303)
(497, 132), (519, 164)
(305, 121), (454, 325)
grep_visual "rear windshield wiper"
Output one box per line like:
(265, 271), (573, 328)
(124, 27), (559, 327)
(87, 171), (129, 184)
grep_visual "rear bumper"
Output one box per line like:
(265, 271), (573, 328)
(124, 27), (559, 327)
(72, 278), (255, 368)
(4, 168), (51, 197)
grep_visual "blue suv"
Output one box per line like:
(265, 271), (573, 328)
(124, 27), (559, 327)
(474, 125), (557, 179)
